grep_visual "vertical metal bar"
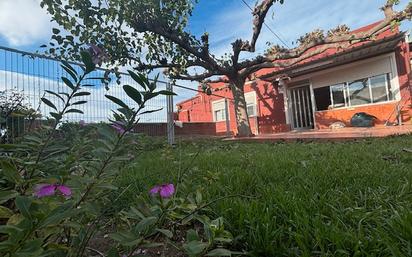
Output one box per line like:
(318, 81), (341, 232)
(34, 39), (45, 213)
(385, 73), (390, 101)
(309, 84), (316, 128)
(292, 89), (298, 129)
(368, 78), (373, 103)
(297, 88), (303, 128)
(225, 98), (231, 137)
(166, 82), (175, 146)
(301, 87), (308, 128)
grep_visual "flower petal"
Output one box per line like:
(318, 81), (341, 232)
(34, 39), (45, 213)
(56, 185), (72, 197)
(159, 184), (175, 198)
(149, 186), (161, 196)
(35, 184), (56, 198)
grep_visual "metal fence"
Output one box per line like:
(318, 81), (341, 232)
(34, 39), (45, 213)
(0, 46), (231, 144)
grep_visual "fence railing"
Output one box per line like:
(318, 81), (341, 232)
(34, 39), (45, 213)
(0, 45), (231, 144)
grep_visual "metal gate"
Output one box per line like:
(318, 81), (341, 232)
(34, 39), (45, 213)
(289, 85), (314, 130)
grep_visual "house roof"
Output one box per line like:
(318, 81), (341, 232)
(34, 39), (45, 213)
(260, 32), (406, 81)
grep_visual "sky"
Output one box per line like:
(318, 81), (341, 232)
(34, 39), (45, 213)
(0, 0), (411, 122)
(0, 0), (411, 54)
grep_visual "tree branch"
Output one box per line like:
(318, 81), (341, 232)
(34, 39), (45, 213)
(131, 19), (221, 72)
(169, 70), (220, 81)
(231, 0), (277, 65)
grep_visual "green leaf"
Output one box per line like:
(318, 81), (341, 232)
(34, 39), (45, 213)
(157, 90), (177, 96)
(156, 229), (173, 238)
(73, 91), (91, 97)
(41, 98), (57, 110)
(80, 51), (96, 73)
(15, 196), (32, 218)
(0, 206), (14, 219)
(61, 77), (75, 90)
(187, 229), (200, 242)
(71, 100), (87, 106)
(0, 144), (18, 151)
(61, 60), (76, 74)
(107, 248), (120, 257)
(105, 95), (129, 109)
(128, 70), (148, 90)
(39, 202), (74, 228)
(65, 109), (84, 114)
(0, 225), (23, 235)
(52, 28), (60, 34)
(123, 85), (142, 105)
(17, 239), (43, 256)
(183, 241), (208, 256)
(134, 216), (157, 234)
(140, 108), (163, 115)
(110, 231), (142, 247)
(206, 249), (233, 256)
(50, 112), (62, 120)
(61, 63), (78, 82)
(0, 160), (21, 183)
(45, 90), (65, 102)
(0, 190), (18, 204)
(143, 92), (160, 101)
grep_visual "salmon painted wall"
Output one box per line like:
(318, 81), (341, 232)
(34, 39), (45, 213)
(176, 79), (288, 135)
(315, 40), (412, 129)
(176, 22), (411, 134)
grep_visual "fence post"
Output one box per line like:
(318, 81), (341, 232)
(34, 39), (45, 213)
(166, 82), (175, 146)
(224, 98), (231, 137)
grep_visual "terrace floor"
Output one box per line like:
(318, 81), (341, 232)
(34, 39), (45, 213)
(228, 124), (412, 142)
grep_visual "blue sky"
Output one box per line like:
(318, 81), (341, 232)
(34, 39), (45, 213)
(0, 0), (410, 54)
(0, 0), (410, 122)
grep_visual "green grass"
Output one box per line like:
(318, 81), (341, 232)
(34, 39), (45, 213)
(116, 136), (412, 257)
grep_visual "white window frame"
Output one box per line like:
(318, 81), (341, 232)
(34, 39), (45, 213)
(328, 73), (393, 109)
(245, 91), (257, 117)
(211, 99), (228, 122)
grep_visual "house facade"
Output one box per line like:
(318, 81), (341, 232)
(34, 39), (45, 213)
(175, 21), (412, 136)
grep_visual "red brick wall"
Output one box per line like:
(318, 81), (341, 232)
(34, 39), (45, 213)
(134, 122), (217, 136)
(315, 102), (401, 129)
(176, 31), (411, 134)
(175, 80), (288, 135)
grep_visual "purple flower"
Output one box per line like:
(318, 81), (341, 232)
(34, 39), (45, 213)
(87, 44), (109, 65)
(79, 120), (86, 127)
(34, 184), (72, 198)
(111, 122), (126, 134)
(149, 184), (175, 198)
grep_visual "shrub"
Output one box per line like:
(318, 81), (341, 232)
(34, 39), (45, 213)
(0, 52), (239, 257)
(0, 90), (40, 143)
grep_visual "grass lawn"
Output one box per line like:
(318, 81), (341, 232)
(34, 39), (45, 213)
(116, 136), (412, 257)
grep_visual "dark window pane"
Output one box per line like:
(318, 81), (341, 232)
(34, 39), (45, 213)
(314, 87), (331, 111)
(247, 104), (256, 117)
(331, 84), (346, 108)
(348, 78), (371, 106)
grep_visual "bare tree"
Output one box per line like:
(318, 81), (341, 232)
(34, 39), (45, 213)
(41, 0), (412, 137)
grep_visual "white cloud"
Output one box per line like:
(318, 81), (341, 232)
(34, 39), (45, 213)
(0, 0), (52, 46)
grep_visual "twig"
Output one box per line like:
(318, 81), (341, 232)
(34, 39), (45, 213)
(86, 247), (104, 257)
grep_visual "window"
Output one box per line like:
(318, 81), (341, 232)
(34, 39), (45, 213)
(212, 100), (227, 122)
(330, 84), (347, 108)
(315, 73), (393, 110)
(314, 87), (331, 111)
(347, 78), (371, 106)
(370, 74), (391, 103)
(245, 92), (257, 117)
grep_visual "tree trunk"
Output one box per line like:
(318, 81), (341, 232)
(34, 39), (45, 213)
(230, 79), (253, 137)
